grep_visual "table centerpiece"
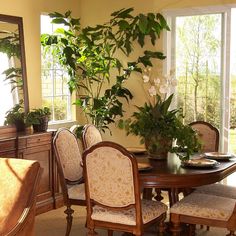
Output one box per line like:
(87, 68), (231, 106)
(119, 69), (201, 160)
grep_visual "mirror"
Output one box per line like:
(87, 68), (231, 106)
(0, 14), (28, 126)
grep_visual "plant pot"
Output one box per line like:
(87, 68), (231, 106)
(32, 116), (49, 132)
(14, 120), (26, 132)
(145, 134), (172, 160)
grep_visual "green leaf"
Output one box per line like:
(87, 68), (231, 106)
(138, 14), (148, 34)
(51, 18), (69, 25)
(118, 20), (130, 30)
(49, 12), (64, 18)
(112, 8), (134, 18)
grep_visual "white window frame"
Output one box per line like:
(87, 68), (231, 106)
(162, 5), (235, 152)
(40, 14), (73, 124)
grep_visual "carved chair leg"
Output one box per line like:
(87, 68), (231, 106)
(64, 205), (74, 236)
(170, 221), (181, 236)
(108, 230), (113, 236)
(226, 231), (236, 236)
(87, 228), (98, 236)
(159, 219), (166, 235)
(189, 224), (196, 236)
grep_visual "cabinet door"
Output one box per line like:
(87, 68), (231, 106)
(19, 133), (54, 214)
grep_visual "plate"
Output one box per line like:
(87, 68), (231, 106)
(204, 152), (235, 160)
(138, 162), (153, 171)
(181, 158), (220, 169)
(126, 147), (146, 154)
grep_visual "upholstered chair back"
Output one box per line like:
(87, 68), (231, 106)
(189, 121), (219, 152)
(54, 128), (83, 182)
(83, 141), (138, 208)
(82, 124), (102, 149)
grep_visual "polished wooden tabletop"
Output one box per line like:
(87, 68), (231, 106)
(137, 153), (236, 188)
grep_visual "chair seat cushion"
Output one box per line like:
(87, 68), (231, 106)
(170, 193), (236, 221)
(91, 199), (167, 225)
(67, 183), (85, 200)
(194, 184), (236, 199)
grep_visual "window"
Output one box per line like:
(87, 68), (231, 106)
(40, 15), (72, 123)
(164, 6), (236, 185)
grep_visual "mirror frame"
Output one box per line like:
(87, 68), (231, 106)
(0, 14), (29, 121)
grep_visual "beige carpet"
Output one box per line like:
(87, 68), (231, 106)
(35, 205), (228, 236)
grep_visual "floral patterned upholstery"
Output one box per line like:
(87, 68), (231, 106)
(83, 125), (102, 149)
(67, 183), (85, 200)
(86, 146), (135, 207)
(195, 183), (236, 199)
(170, 193), (236, 221)
(91, 199), (167, 225)
(54, 129), (83, 182)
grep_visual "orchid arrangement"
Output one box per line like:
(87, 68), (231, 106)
(141, 68), (177, 103)
(119, 68), (201, 159)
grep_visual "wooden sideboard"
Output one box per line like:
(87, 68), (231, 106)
(0, 127), (63, 214)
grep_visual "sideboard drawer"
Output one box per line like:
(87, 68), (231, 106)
(27, 134), (51, 147)
(0, 139), (16, 152)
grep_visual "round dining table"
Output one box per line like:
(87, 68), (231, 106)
(136, 153), (236, 205)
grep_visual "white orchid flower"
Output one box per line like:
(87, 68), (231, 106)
(154, 78), (161, 85)
(148, 86), (157, 96)
(171, 79), (178, 87)
(143, 75), (150, 83)
(159, 84), (168, 94)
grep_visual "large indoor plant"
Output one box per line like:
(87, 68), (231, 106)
(119, 69), (201, 160)
(41, 8), (169, 133)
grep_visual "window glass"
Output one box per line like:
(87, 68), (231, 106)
(40, 15), (71, 122)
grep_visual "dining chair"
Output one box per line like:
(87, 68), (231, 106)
(82, 141), (168, 236)
(170, 192), (236, 236)
(189, 121), (219, 152)
(0, 158), (42, 236)
(82, 124), (102, 149)
(53, 128), (86, 236)
(189, 121), (236, 206)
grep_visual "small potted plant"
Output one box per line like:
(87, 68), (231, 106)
(26, 107), (51, 132)
(4, 102), (26, 132)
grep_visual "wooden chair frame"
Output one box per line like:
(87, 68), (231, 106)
(189, 121), (219, 152)
(82, 141), (166, 236)
(53, 128), (86, 236)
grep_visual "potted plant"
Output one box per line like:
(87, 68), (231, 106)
(26, 107), (51, 132)
(119, 69), (201, 160)
(41, 8), (169, 133)
(4, 101), (26, 132)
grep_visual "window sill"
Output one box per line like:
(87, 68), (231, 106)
(48, 120), (78, 130)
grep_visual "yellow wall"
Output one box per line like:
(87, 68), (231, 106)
(0, 0), (81, 108)
(1, 0), (236, 146)
(78, 0), (236, 146)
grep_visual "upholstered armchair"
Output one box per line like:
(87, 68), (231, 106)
(82, 124), (102, 150)
(0, 158), (41, 236)
(82, 141), (168, 236)
(53, 128), (86, 236)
